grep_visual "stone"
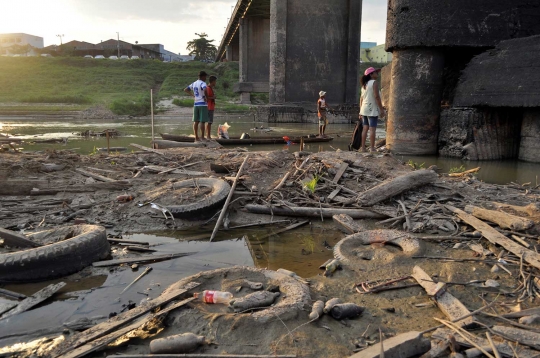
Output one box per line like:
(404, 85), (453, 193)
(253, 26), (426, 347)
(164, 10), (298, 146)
(484, 279), (500, 288)
(348, 331), (430, 358)
(490, 265), (500, 273)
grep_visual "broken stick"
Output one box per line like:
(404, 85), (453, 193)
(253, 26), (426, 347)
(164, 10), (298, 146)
(465, 205), (534, 231)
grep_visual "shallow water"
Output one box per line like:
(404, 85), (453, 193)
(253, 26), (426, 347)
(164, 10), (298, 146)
(1, 115), (539, 185)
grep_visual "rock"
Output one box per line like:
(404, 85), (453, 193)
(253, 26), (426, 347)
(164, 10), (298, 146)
(383, 307), (396, 313)
(348, 331), (430, 358)
(84, 177), (96, 184)
(490, 265), (500, 273)
(519, 315), (540, 325)
(484, 279), (500, 288)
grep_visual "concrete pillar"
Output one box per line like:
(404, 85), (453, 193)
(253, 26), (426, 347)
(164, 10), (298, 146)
(226, 45), (233, 62)
(345, 0), (362, 104)
(239, 18), (248, 83)
(386, 48), (445, 155)
(519, 109), (540, 162)
(239, 92), (251, 105)
(269, 0), (287, 104)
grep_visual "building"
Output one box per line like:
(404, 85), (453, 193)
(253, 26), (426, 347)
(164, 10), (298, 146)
(361, 44), (392, 63)
(360, 42), (377, 49)
(0, 33), (44, 56)
(41, 39), (163, 59)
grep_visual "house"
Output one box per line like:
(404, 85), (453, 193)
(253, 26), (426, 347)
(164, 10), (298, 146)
(360, 44), (392, 63)
(0, 33), (44, 56)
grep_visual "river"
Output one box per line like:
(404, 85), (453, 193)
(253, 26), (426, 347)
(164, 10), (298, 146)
(1, 115), (539, 185)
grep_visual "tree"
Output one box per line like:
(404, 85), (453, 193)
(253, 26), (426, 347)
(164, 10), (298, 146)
(186, 33), (217, 62)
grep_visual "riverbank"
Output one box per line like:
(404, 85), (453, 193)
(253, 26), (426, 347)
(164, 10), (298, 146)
(1, 146), (540, 357)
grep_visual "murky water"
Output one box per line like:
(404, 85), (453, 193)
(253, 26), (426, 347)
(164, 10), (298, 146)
(1, 115), (539, 185)
(0, 224), (336, 346)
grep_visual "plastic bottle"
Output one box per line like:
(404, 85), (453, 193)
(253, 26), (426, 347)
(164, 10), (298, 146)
(193, 290), (233, 304)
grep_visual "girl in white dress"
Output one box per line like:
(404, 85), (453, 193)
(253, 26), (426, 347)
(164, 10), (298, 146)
(359, 67), (386, 152)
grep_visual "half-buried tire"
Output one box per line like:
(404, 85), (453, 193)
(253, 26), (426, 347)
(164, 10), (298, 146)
(167, 178), (231, 220)
(0, 225), (109, 283)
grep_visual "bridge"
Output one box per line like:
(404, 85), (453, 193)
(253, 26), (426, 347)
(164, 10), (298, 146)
(216, 0), (361, 114)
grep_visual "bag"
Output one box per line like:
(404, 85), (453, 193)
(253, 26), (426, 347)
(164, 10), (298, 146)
(349, 120), (363, 151)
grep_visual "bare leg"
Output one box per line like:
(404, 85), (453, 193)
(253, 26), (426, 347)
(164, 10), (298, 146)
(369, 127), (376, 151)
(360, 125), (369, 152)
(206, 124), (212, 140)
(318, 125), (323, 138)
(200, 124), (206, 140)
(193, 122), (200, 141)
(322, 124), (327, 137)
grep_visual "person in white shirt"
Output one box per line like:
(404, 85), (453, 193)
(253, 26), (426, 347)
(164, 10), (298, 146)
(359, 67), (385, 152)
(184, 71), (209, 142)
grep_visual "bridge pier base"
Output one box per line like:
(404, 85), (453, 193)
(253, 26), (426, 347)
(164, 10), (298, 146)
(387, 48), (445, 155)
(519, 109), (540, 163)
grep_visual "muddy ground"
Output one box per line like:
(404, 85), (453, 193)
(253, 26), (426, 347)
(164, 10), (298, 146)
(1, 147), (540, 357)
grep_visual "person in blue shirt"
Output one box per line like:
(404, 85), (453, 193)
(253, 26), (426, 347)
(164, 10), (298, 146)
(184, 71), (209, 142)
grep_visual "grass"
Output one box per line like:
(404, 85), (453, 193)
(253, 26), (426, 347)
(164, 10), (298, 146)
(407, 160), (425, 170)
(173, 98), (251, 113)
(0, 57), (240, 116)
(303, 175), (319, 193)
(449, 165), (467, 174)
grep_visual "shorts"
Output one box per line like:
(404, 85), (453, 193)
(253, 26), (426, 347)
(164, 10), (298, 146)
(318, 113), (328, 126)
(207, 110), (214, 124)
(362, 116), (378, 128)
(192, 106), (209, 123)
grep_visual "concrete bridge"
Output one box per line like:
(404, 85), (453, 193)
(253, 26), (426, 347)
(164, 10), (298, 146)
(216, 0), (361, 121)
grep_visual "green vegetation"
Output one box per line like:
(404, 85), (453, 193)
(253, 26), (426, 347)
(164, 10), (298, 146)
(449, 165), (467, 174)
(407, 160), (425, 170)
(186, 33), (218, 62)
(301, 236), (315, 254)
(0, 57), (240, 116)
(303, 175), (320, 193)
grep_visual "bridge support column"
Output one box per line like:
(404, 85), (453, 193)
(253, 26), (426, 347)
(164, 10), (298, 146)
(387, 48), (445, 155)
(345, 0), (362, 104)
(239, 18), (248, 83)
(269, 0), (287, 104)
(226, 45), (233, 62)
(519, 109), (540, 162)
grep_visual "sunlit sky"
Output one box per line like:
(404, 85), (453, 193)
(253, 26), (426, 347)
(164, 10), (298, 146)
(0, 0), (387, 54)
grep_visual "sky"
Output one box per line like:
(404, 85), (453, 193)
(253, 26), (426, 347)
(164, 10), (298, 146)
(0, 0), (387, 54)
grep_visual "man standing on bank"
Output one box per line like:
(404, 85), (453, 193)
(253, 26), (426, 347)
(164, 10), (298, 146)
(359, 67), (385, 152)
(184, 71), (209, 142)
(317, 91), (330, 138)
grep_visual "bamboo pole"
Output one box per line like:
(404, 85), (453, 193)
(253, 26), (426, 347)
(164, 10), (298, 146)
(106, 130), (110, 155)
(210, 155), (249, 242)
(150, 89), (155, 143)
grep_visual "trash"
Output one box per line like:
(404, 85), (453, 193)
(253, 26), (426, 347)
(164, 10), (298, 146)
(117, 194), (134, 202)
(330, 303), (364, 320)
(230, 291), (280, 312)
(483, 279), (500, 288)
(120, 267), (153, 295)
(323, 298), (341, 314)
(309, 300), (324, 320)
(150, 202), (174, 220)
(150, 333), (205, 354)
(193, 290), (233, 304)
(323, 259), (342, 277)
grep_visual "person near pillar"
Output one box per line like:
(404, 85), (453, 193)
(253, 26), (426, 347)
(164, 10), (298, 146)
(184, 71), (209, 142)
(359, 67), (385, 152)
(317, 91), (330, 138)
(206, 75), (218, 141)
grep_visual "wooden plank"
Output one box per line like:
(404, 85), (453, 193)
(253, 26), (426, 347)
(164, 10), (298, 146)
(0, 287), (27, 300)
(143, 165), (205, 176)
(492, 326), (540, 350)
(332, 163), (349, 183)
(130, 143), (165, 155)
(256, 220), (310, 241)
(107, 238), (150, 246)
(50, 282), (200, 357)
(502, 307), (540, 319)
(245, 204), (386, 220)
(75, 168), (115, 183)
(0, 299), (18, 316)
(0, 227), (41, 248)
(412, 266), (475, 328)
(327, 188), (341, 201)
(92, 252), (195, 267)
(154, 297), (196, 317)
(111, 355), (296, 358)
(332, 214), (365, 235)
(0, 282), (66, 320)
(465, 205), (534, 231)
(447, 205), (540, 270)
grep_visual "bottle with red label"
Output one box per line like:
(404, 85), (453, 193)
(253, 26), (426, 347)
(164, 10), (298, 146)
(193, 290), (233, 304)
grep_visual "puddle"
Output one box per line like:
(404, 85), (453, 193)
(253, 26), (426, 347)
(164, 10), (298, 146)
(0, 223), (341, 347)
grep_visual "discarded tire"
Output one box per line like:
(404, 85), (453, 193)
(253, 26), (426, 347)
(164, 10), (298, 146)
(166, 178), (231, 220)
(164, 266), (311, 323)
(334, 230), (424, 267)
(0, 225), (109, 283)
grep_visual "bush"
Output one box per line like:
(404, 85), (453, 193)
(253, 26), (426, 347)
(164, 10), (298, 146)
(110, 95), (153, 116)
(21, 94), (92, 104)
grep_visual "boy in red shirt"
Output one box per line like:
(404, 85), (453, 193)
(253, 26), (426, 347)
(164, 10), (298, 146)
(206, 75), (217, 140)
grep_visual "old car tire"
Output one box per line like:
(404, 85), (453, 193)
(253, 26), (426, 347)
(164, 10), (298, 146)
(167, 178), (231, 220)
(0, 225), (109, 283)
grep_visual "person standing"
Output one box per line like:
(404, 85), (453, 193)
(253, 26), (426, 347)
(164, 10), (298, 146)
(205, 75), (217, 140)
(184, 71), (209, 142)
(359, 67), (385, 152)
(317, 91), (330, 138)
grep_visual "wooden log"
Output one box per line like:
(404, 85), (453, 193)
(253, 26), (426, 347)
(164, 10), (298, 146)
(491, 326), (540, 350)
(333, 163), (349, 183)
(130, 143), (165, 155)
(30, 181), (133, 196)
(0, 282), (66, 320)
(50, 282), (200, 357)
(75, 168), (115, 183)
(447, 205), (540, 270)
(355, 170), (438, 207)
(107, 238), (150, 246)
(210, 155), (249, 242)
(245, 204), (386, 220)
(332, 214), (365, 235)
(0, 287), (27, 300)
(92, 253), (195, 267)
(465, 205), (534, 231)
(111, 355), (296, 358)
(412, 266), (475, 328)
(255, 220), (309, 241)
(143, 165), (206, 177)
(491, 202), (540, 217)
(126, 245), (156, 253)
(273, 171), (292, 190)
(502, 307), (540, 319)
(0, 227), (41, 248)
(153, 139), (204, 149)
(448, 167), (481, 177)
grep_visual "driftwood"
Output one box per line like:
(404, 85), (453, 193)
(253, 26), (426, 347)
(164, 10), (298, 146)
(447, 205), (540, 270)
(50, 282), (200, 357)
(353, 170), (438, 207)
(143, 165), (206, 177)
(492, 202), (540, 217)
(111, 355), (296, 358)
(107, 238), (150, 246)
(92, 253), (195, 267)
(491, 326), (540, 350)
(245, 204), (386, 220)
(448, 167), (481, 177)
(152, 139), (204, 149)
(332, 214), (365, 234)
(0, 227), (41, 248)
(255, 220), (309, 241)
(412, 266), (475, 328)
(465, 205), (534, 231)
(1, 282), (66, 320)
(210, 155), (249, 242)
(0, 287), (27, 300)
(130, 143), (165, 155)
(333, 163), (349, 183)
(30, 181), (133, 195)
(502, 307), (540, 319)
(75, 168), (115, 183)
